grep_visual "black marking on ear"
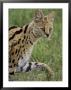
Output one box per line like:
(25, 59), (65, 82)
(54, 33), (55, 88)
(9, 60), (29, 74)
(9, 29), (22, 41)
(24, 24), (28, 34)
(25, 63), (32, 72)
(9, 26), (17, 30)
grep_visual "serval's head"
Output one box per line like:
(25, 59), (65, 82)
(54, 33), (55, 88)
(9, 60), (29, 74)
(33, 9), (55, 38)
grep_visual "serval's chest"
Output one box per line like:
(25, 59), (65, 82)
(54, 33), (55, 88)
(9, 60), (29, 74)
(9, 25), (35, 70)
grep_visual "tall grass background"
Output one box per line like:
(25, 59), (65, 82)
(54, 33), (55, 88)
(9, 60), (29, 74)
(9, 9), (62, 81)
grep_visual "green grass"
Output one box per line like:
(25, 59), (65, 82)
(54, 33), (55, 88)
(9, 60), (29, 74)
(9, 9), (62, 81)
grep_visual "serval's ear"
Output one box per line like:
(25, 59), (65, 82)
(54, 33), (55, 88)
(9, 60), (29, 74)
(34, 9), (44, 22)
(47, 11), (55, 22)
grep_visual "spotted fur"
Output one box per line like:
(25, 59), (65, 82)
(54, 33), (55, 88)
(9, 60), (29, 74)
(9, 10), (55, 78)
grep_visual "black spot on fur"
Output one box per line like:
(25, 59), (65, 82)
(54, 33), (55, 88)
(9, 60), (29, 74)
(12, 52), (14, 55)
(24, 35), (26, 39)
(25, 63), (32, 72)
(24, 24), (28, 33)
(18, 48), (20, 53)
(9, 29), (22, 41)
(9, 65), (12, 68)
(13, 42), (17, 46)
(21, 56), (23, 59)
(18, 57), (19, 61)
(9, 71), (14, 75)
(35, 62), (38, 65)
(12, 59), (15, 63)
(26, 41), (28, 44)
(9, 58), (11, 63)
(29, 40), (33, 45)
(22, 45), (24, 47)
(15, 49), (17, 54)
(14, 64), (16, 67)
(18, 39), (21, 44)
(17, 54), (18, 56)
(23, 49), (25, 51)
(9, 26), (17, 30)
(22, 39), (24, 43)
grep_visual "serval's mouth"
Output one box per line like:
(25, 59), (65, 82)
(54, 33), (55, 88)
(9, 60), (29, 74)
(43, 30), (49, 38)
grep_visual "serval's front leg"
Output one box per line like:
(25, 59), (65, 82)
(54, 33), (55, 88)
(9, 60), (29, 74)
(19, 61), (54, 80)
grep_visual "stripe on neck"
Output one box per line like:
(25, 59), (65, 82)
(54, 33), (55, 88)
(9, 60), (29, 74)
(24, 24), (29, 34)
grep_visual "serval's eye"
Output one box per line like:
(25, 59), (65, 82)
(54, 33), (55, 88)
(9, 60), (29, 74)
(40, 28), (45, 31)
